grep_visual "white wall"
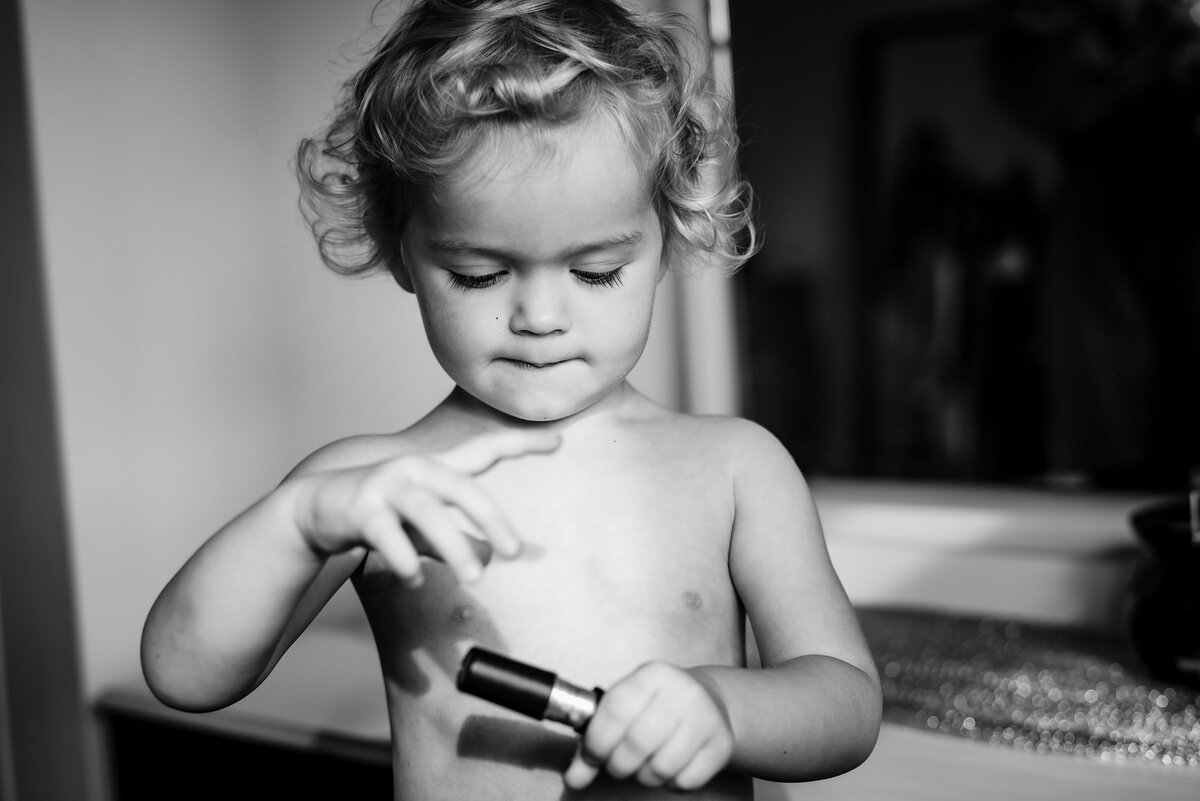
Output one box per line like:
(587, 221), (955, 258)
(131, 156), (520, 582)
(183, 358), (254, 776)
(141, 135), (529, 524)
(21, 0), (684, 706)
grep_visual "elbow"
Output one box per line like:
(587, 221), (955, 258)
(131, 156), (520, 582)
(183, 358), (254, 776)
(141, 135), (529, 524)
(140, 622), (244, 714)
(141, 652), (243, 714)
(770, 660), (883, 782)
(842, 662), (884, 772)
(838, 709), (883, 777)
(839, 669), (884, 776)
(140, 640), (216, 713)
(763, 719), (880, 784)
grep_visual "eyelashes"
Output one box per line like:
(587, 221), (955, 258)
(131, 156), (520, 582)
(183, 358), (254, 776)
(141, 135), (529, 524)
(447, 272), (504, 291)
(445, 266), (626, 292)
(574, 267), (625, 289)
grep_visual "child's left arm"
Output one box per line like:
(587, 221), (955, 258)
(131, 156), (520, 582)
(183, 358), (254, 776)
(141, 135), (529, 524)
(565, 420), (882, 791)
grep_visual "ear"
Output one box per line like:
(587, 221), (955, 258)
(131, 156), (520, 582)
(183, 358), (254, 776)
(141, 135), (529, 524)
(392, 262), (415, 293)
(655, 240), (672, 284)
(391, 239), (415, 293)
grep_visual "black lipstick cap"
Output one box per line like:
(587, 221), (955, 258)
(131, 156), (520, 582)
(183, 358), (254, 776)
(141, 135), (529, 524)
(457, 647), (556, 720)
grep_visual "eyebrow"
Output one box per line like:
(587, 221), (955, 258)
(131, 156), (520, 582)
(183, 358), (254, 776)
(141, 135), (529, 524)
(425, 231), (644, 261)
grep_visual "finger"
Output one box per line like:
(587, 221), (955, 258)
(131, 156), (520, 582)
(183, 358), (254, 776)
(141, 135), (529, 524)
(393, 487), (484, 583)
(666, 737), (732, 792)
(404, 519), (494, 567)
(578, 681), (653, 775)
(406, 460), (523, 557)
(360, 511), (424, 587)
(563, 742), (602, 790)
(436, 429), (561, 476)
(606, 705), (680, 781)
(636, 724), (698, 787)
(464, 535), (494, 566)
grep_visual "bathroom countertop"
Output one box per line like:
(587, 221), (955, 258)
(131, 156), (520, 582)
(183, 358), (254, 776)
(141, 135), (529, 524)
(763, 605), (1200, 801)
(857, 605), (1200, 766)
(771, 719), (1200, 801)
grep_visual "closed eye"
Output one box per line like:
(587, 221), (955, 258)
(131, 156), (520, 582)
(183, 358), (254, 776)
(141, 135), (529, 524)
(573, 266), (626, 288)
(447, 271), (505, 291)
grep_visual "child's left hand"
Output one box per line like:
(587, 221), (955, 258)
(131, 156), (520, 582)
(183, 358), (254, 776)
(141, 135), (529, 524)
(563, 661), (735, 792)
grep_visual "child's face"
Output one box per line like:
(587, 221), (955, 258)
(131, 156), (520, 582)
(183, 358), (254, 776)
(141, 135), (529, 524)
(399, 114), (666, 423)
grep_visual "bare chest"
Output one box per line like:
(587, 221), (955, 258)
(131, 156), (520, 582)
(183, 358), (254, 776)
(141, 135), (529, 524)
(351, 431), (750, 798)
(358, 436), (742, 680)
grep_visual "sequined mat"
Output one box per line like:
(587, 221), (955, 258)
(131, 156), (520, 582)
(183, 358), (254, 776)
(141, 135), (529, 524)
(857, 607), (1200, 767)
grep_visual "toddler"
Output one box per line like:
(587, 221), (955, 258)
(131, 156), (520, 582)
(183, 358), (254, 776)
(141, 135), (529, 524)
(141, 1), (882, 798)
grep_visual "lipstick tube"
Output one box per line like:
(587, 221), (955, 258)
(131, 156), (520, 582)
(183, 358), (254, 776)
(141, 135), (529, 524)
(457, 647), (603, 732)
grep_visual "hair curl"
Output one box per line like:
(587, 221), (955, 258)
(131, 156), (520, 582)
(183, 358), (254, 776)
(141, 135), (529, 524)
(296, 0), (759, 282)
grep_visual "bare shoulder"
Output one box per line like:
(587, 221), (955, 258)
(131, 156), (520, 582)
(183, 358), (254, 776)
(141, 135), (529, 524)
(652, 412), (795, 471)
(659, 414), (814, 523)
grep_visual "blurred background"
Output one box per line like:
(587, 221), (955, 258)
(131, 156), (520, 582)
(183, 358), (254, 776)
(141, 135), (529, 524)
(3, 0), (1199, 799)
(732, 0), (1200, 492)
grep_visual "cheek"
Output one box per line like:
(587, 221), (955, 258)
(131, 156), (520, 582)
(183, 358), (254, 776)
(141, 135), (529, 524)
(416, 292), (494, 357)
(612, 284), (657, 341)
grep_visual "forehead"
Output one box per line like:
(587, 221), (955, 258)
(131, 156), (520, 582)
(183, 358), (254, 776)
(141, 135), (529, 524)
(411, 113), (658, 254)
(455, 108), (647, 187)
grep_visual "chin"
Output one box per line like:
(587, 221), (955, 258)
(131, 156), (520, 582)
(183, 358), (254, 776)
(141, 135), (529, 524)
(498, 400), (583, 423)
(484, 390), (595, 423)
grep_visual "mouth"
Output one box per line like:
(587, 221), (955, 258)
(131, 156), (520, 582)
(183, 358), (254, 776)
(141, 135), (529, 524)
(499, 358), (572, 370)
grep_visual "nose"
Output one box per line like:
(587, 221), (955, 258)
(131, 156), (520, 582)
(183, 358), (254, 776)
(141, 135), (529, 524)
(509, 272), (570, 336)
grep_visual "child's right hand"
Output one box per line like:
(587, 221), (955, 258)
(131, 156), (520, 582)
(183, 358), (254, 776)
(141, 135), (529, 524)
(290, 429), (560, 587)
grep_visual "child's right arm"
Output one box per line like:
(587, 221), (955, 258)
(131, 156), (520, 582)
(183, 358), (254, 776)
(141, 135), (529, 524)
(140, 429), (560, 712)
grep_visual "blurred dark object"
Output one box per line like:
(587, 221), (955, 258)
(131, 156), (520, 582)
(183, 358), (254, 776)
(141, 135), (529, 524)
(984, 0), (1200, 141)
(853, 9), (1053, 483)
(874, 121), (1047, 481)
(739, 266), (821, 471)
(984, 0), (1200, 490)
(1125, 497), (1200, 687)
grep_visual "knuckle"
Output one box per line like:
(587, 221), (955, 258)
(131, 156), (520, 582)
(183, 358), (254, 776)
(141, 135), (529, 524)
(638, 660), (676, 682)
(394, 485), (437, 515)
(603, 691), (644, 724)
(624, 727), (658, 756)
(648, 750), (677, 775)
(583, 722), (622, 762)
(637, 763), (668, 787)
(684, 680), (712, 706)
(351, 505), (389, 537)
(348, 491), (391, 526)
(612, 743), (646, 769)
(606, 747), (642, 778)
(469, 499), (505, 529)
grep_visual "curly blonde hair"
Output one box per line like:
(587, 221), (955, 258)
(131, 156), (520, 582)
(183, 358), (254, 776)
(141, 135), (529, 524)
(296, 0), (758, 281)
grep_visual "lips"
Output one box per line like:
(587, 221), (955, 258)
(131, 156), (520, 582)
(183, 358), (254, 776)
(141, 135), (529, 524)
(498, 357), (574, 370)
